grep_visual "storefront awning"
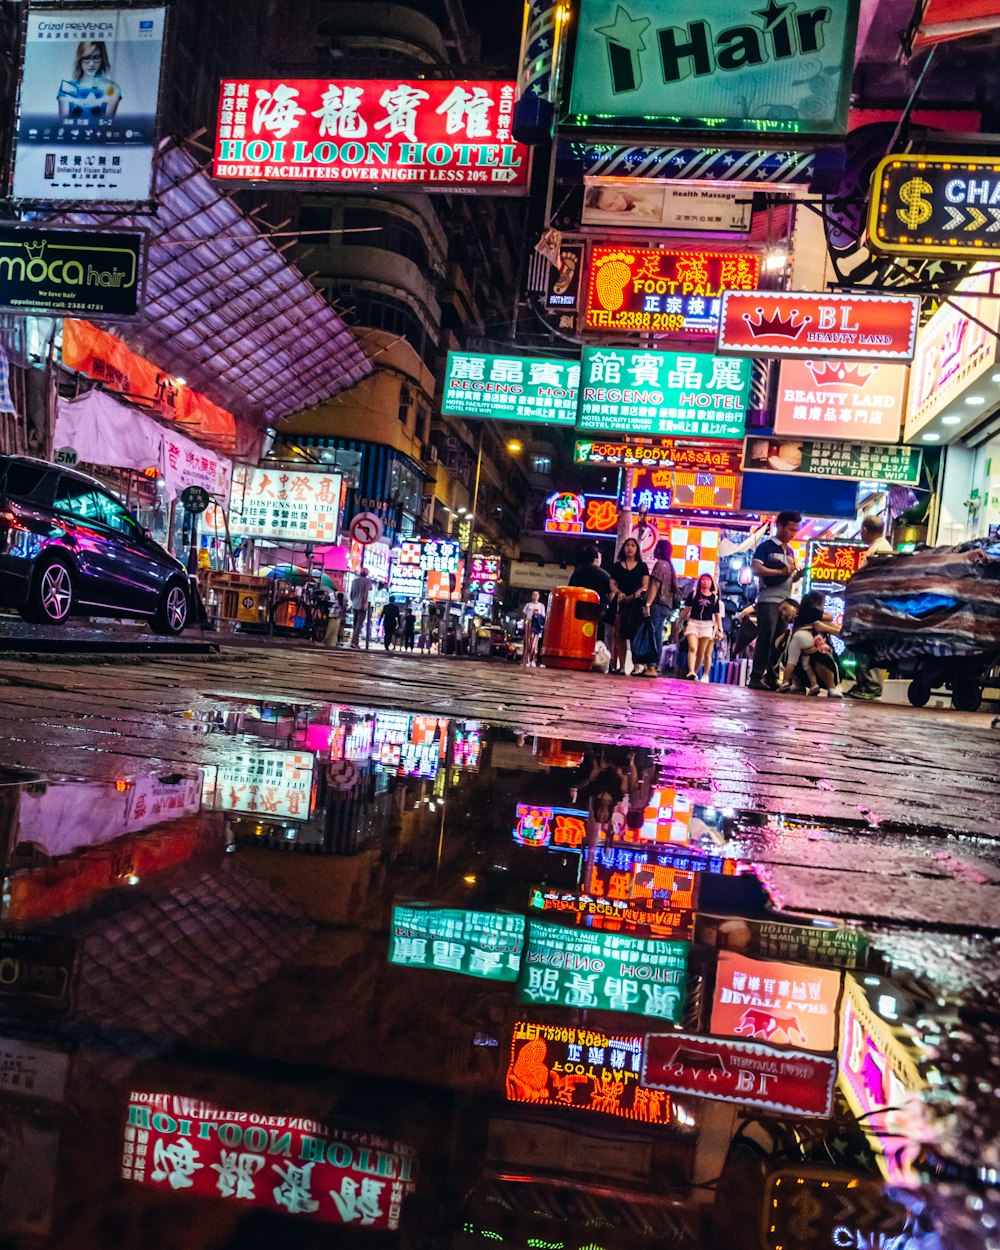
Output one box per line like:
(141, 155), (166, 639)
(55, 140), (371, 428)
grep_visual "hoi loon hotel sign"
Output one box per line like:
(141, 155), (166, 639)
(0, 225), (146, 319)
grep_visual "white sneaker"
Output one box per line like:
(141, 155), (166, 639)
(700, 674), (710, 683)
(632, 665), (645, 676)
(817, 689), (829, 697)
(827, 688), (844, 698)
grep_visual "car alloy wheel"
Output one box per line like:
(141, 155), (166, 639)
(165, 584), (188, 632)
(40, 562), (72, 621)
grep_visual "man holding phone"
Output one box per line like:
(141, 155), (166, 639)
(748, 511), (803, 690)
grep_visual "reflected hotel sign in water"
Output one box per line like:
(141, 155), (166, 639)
(389, 905), (524, 981)
(124, 1093), (417, 1230)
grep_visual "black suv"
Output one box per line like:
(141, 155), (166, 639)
(0, 454), (190, 633)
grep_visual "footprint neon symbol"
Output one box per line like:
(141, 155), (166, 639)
(595, 259), (632, 312)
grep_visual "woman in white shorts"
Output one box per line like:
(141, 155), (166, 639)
(680, 574), (723, 681)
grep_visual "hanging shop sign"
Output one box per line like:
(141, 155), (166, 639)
(582, 179), (751, 234)
(627, 471), (739, 512)
(716, 291), (920, 362)
(838, 974), (928, 1184)
(564, 0), (857, 136)
(514, 803), (589, 850)
(441, 351), (579, 424)
(670, 524), (722, 581)
(696, 914), (869, 969)
(11, 7), (167, 202)
(773, 359), (909, 444)
(806, 539), (867, 586)
(544, 241), (585, 312)
(869, 154), (1000, 260)
(642, 1032), (837, 1118)
(388, 563), (424, 599)
(389, 905), (525, 982)
(574, 436), (743, 471)
(577, 347), (751, 440)
(763, 1168), (910, 1250)
(468, 555), (501, 594)
(350, 539), (391, 584)
(0, 930), (76, 1015)
(710, 951), (842, 1053)
(543, 491), (620, 537)
(229, 465), (343, 542)
(215, 749), (315, 823)
(582, 847), (700, 909)
(567, 142), (819, 189)
(124, 1093), (417, 1230)
(519, 919), (689, 1020)
(742, 437), (922, 485)
(398, 538), (462, 573)
(530, 889), (694, 939)
(0, 225), (146, 319)
(506, 1020), (671, 1124)
(213, 79), (530, 191)
(585, 246), (760, 336)
(905, 264), (1000, 440)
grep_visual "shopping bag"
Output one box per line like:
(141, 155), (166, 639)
(631, 616), (660, 667)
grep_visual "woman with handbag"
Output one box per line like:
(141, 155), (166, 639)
(609, 537), (650, 675)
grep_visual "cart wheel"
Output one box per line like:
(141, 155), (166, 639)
(952, 679), (983, 713)
(907, 678), (931, 708)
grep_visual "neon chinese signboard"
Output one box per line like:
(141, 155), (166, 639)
(575, 436), (744, 471)
(229, 466), (342, 542)
(213, 79), (529, 190)
(468, 555), (501, 594)
(710, 951), (842, 1053)
(743, 438), (923, 485)
(717, 291), (920, 362)
(506, 1020), (671, 1124)
(543, 492), (620, 538)
(577, 346), (751, 440)
(215, 749), (315, 822)
(441, 352), (579, 424)
(124, 1092), (417, 1230)
(806, 540), (867, 587)
(389, 905), (524, 981)
(513, 803), (588, 851)
(398, 538), (461, 573)
(585, 246), (759, 336)
(773, 359), (909, 444)
(529, 889), (694, 939)
(643, 1032), (837, 1118)
(519, 919), (689, 1021)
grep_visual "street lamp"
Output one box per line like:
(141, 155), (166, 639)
(506, 438), (523, 454)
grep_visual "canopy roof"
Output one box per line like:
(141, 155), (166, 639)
(58, 140), (371, 428)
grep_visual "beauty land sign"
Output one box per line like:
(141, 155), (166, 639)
(716, 291), (920, 362)
(565, 0), (858, 135)
(213, 79), (529, 190)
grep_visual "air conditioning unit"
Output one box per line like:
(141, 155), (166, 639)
(423, 445), (439, 464)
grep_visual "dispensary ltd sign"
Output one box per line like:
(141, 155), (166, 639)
(565, 0), (858, 135)
(0, 225), (145, 319)
(213, 79), (529, 190)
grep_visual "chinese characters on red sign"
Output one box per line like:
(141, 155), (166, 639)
(213, 80), (530, 190)
(586, 247), (760, 335)
(506, 1021), (671, 1124)
(124, 1093), (417, 1231)
(513, 803), (588, 850)
(807, 540), (867, 585)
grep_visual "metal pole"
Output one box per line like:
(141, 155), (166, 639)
(462, 426), (484, 602)
(616, 465), (637, 551)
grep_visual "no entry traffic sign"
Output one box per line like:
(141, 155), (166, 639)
(349, 512), (383, 545)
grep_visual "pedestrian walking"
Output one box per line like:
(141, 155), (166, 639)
(748, 512), (804, 690)
(349, 566), (374, 649)
(848, 515), (894, 700)
(679, 573), (723, 681)
(522, 591), (546, 667)
(380, 596), (401, 651)
(645, 538), (682, 675)
(323, 590), (346, 648)
(401, 606), (416, 652)
(609, 537), (650, 675)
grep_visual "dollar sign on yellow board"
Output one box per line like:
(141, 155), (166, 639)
(787, 1190), (825, 1240)
(896, 177), (933, 230)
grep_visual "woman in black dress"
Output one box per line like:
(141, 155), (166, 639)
(609, 537), (650, 675)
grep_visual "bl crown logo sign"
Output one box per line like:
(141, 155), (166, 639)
(566, 0), (858, 135)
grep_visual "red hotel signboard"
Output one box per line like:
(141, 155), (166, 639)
(642, 1033), (836, 1119)
(585, 246), (760, 335)
(124, 1092), (417, 1230)
(213, 80), (529, 190)
(716, 291), (920, 362)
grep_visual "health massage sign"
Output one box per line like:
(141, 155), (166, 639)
(213, 79), (529, 189)
(710, 951), (842, 1053)
(518, 918), (689, 1020)
(506, 1020), (671, 1124)
(585, 246), (760, 336)
(123, 1093), (416, 1230)
(389, 905), (525, 982)
(441, 352), (579, 424)
(577, 346), (752, 440)
(530, 888), (694, 939)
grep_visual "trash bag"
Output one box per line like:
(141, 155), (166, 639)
(630, 616), (660, 667)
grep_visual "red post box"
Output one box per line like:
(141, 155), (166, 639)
(540, 586), (602, 671)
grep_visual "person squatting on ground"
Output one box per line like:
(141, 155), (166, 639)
(778, 590), (843, 697)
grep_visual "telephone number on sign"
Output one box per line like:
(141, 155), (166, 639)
(587, 311), (687, 331)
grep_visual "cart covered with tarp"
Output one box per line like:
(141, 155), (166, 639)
(842, 537), (1000, 710)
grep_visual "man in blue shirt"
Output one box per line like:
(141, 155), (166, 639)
(748, 511), (803, 690)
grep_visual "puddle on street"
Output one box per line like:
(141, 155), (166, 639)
(0, 700), (996, 1249)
